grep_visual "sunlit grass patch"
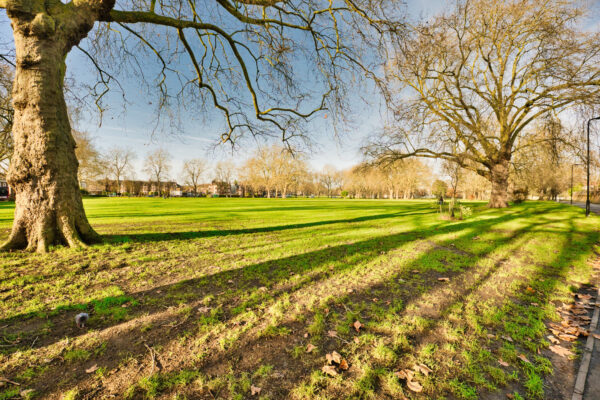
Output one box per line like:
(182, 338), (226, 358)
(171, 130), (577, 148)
(0, 199), (597, 399)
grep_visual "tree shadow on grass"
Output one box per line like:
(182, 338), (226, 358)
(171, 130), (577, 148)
(47, 205), (588, 398)
(1, 203), (585, 398)
(102, 208), (435, 244)
(0, 205), (557, 347)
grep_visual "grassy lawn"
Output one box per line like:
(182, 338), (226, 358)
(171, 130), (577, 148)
(0, 198), (598, 399)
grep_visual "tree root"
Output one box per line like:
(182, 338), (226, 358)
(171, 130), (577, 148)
(1, 211), (101, 253)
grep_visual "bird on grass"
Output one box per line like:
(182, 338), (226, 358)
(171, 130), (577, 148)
(75, 313), (89, 328)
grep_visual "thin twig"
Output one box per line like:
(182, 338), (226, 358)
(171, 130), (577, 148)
(144, 343), (156, 374)
(0, 377), (20, 386)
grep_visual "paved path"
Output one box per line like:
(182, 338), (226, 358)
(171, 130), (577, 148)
(559, 201), (600, 215)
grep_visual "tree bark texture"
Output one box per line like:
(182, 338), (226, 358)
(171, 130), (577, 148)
(3, 3), (104, 252)
(488, 158), (510, 208)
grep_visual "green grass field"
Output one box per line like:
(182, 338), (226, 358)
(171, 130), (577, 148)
(0, 198), (598, 399)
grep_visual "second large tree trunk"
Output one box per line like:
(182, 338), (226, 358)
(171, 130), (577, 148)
(2, 10), (100, 252)
(488, 158), (510, 208)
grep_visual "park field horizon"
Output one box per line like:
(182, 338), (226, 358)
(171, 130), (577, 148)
(1, 197), (599, 399)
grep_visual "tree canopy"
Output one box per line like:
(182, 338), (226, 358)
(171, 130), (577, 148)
(0, 0), (401, 252)
(364, 0), (600, 207)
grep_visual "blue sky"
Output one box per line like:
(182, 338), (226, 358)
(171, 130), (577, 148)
(0, 1), (476, 181)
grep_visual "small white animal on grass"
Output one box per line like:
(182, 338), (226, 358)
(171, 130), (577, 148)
(75, 313), (89, 328)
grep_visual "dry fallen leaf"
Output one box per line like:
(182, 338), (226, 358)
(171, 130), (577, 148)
(20, 389), (34, 398)
(395, 369), (415, 381)
(306, 344), (317, 353)
(438, 277), (450, 282)
(322, 365), (338, 376)
(526, 287), (535, 293)
(518, 354), (531, 363)
(406, 379), (423, 393)
(549, 345), (574, 358)
(353, 320), (363, 333)
(593, 333), (600, 340)
(251, 385), (262, 396)
(413, 363), (433, 376)
(498, 359), (509, 367)
(547, 335), (560, 344)
(354, 337), (360, 344)
(558, 334), (578, 342)
(339, 359), (349, 370)
(327, 330), (338, 338)
(303, 333), (309, 338)
(326, 351), (342, 365)
(501, 335), (514, 342)
(85, 364), (99, 374)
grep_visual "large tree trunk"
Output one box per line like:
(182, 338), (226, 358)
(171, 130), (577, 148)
(488, 158), (510, 208)
(3, 7), (101, 252)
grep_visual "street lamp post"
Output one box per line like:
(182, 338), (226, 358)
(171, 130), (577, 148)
(586, 117), (600, 216)
(571, 163), (582, 205)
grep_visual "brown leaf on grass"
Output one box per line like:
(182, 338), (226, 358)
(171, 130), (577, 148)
(498, 359), (509, 367)
(395, 369), (415, 381)
(406, 379), (423, 393)
(550, 328), (562, 336)
(372, 298), (379, 303)
(506, 394), (515, 399)
(306, 344), (317, 353)
(577, 294), (593, 300)
(303, 333), (309, 338)
(251, 385), (262, 396)
(547, 335), (560, 344)
(354, 337), (360, 344)
(501, 335), (514, 342)
(326, 351), (342, 365)
(518, 354), (531, 363)
(20, 389), (34, 398)
(339, 359), (349, 370)
(197, 306), (211, 313)
(526, 287), (535, 293)
(322, 365), (338, 376)
(353, 320), (363, 333)
(558, 334), (578, 342)
(549, 345), (574, 358)
(593, 333), (600, 340)
(413, 363), (433, 376)
(438, 277), (450, 282)
(327, 330), (338, 338)
(85, 364), (99, 374)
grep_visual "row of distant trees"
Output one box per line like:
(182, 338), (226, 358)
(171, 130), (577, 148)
(53, 130), (600, 200)
(5, 121), (598, 201)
